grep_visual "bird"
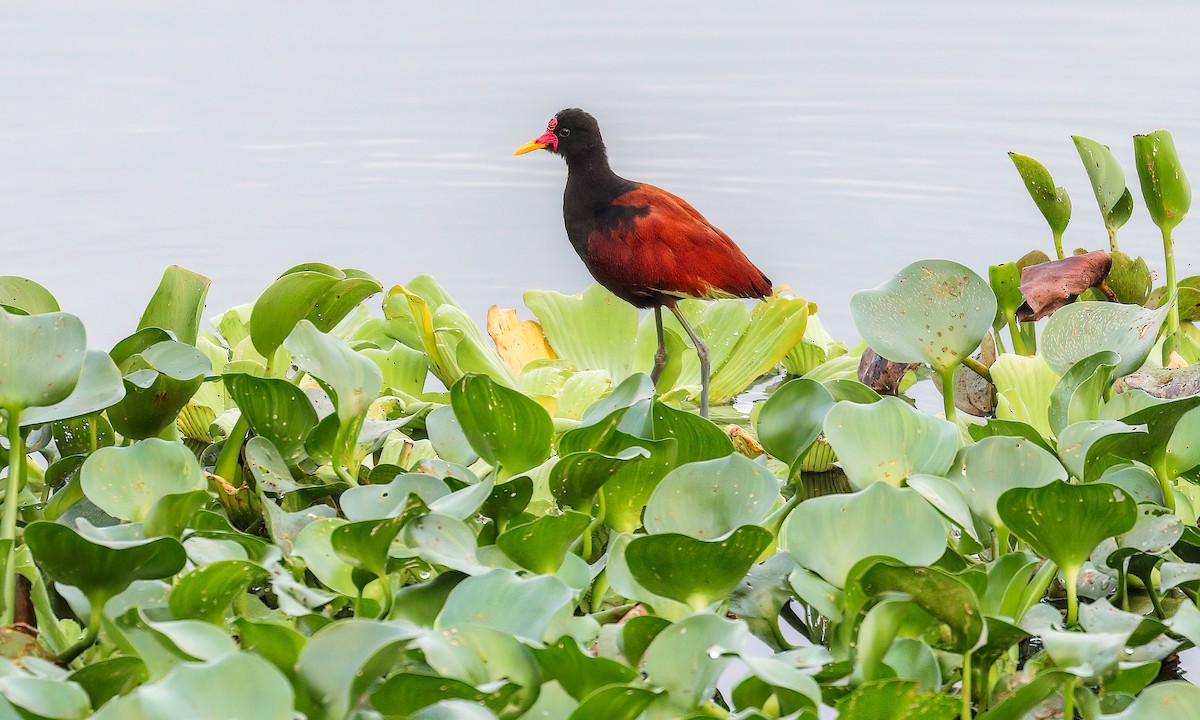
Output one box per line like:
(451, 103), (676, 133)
(515, 108), (772, 419)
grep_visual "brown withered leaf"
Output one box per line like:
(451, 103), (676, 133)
(858, 347), (918, 395)
(486, 306), (556, 374)
(1016, 250), (1114, 321)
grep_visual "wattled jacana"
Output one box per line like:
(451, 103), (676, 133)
(514, 108), (771, 418)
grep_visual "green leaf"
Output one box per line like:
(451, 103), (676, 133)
(534, 636), (639, 701)
(169, 560), (266, 624)
(566, 685), (657, 720)
(1102, 681), (1200, 720)
(341, 473), (448, 521)
(834, 678), (959, 720)
(361, 342), (428, 397)
(784, 483), (947, 588)
(525, 284), (643, 383)
(93, 652), (294, 720)
(331, 513), (413, 585)
(1134, 130), (1191, 233)
(284, 320), (381, 425)
(947, 435), (1067, 530)
(849, 259), (997, 374)
(642, 613), (747, 709)
(80, 439), (208, 522)
(1009, 152), (1071, 238)
(0, 675), (90, 720)
(24, 521), (186, 609)
(224, 373), (318, 463)
(436, 568), (573, 642)
(20, 350), (124, 427)
(1041, 300), (1171, 377)
(974, 670), (1072, 720)
(644, 454), (780, 539)
(1049, 351), (1119, 436)
(144, 489), (210, 539)
(0, 276), (59, 315)
(426, 404), (480, 466)
(824, 397), (958, 489)
(137, 265), (211, 346)
(0, 309), (86, 410)
(600, 436), (678, 534)
(627, 526), (773, 610)
(651, 400), (733, 464)
(108, 339), (210, 439)
(706, 295), (810, 403)
(991, 353), (1060, 439)
(450, 374), (553, 477)
(859, 562), (983, 653)
(549, 447), (649, 511)
(250, 270), (340, 358)
(291, 518), (358, 596)
(1074, 135), (1134, 234)
(496, 511), (591, 574)
(1108, 251), (1153, 306)
(67, 656), (148, 710)
(755, 377), (836, 468)
(294, 619), (420, 720)
(998, 481), (1137, 582)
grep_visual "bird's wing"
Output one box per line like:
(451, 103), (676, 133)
(585, 184), (772, 301)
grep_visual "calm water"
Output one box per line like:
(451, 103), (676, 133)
(5, 2), (1200, 347)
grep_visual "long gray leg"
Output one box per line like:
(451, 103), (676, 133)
(668, 303), (710, 419)
(650, 306), (668, 385)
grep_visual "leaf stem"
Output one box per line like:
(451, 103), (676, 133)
(1163, 226), (1180, 339)
(1063, 676), (1077, 720)
(1065, 565), (1080, 627)
(1107, 226), (1119, 254)
(1005, 315), (1028, 356)
(961, 357), (991, 382)
(961, 652), (972, 720)
(1, 406), (23, 626)
(57, 602), (103, 665)
(939, 366), (958, 423)
(1053, 229), (1065, 260)
(1152, 454), (1177, 514)
(589, 568), (609, 613)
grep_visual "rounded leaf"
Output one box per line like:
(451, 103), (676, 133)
(1009, 152), (1071, 237)
(0, 309), (86, 410)
(849, 259), (997, 374)
(644, 454), (780, 539)
(1042, 300), (1171, 377)
(451, 374), (553, 477)
(784, 483), (947, 588)
(755, 377), (836, 468)
(626, 526), (773, 610)
(946, 435), (1067, 530)
(824, 396), (958, 489)
(81, 439), (208, 522)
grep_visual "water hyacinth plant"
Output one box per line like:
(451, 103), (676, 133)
(1, 128), (1200, 719)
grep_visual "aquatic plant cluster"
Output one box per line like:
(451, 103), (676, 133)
(0, 130), (1199, 719)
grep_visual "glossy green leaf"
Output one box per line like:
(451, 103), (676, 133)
(0, 675), (90, 720)
(25, 521), (185, 608)
(1049, 351), (1119, 436)
(284, 320), (381, 425)
(566, 685), (658, 720)
(859, 561), (983, 653)
(834, 678), (958, 720)
(525, 284), (643, 383)
(169, 560), (266, 624)
(824, 396), (958, 489)
(20, 350), (125, 427)
(643, 454), (779, 539)
(991, 353), (1060, 439)
(599, 436), (678, 534)
(755, 377), (836, 469)
(295, 619), (420, 720)
(1074, 135), (1134, 234)
(67, 656), (148, 710)
(0, 308), (86, 410)
(999, 481), (1137, 582)
(534, 636), (639, 701)
(0, 275), (59, 315)
(549, 447), (649, 511)
(137, 265), (211, 347)
(436, 568), (573, 642)
(80, 439), (207, 522)
(1009, 152), (1071, 239)
(706, 295), (810, 403)
(250, 270), (340, 358)
(1134, 130), (1191, 233)
(108, 339), (210, 439)
(1041, 300), (1170, 377)
(450, 374), (552, 477)
(224, 373), (318, 464)
(93, 651), (293, 720)
(651, 400), (733, 463)
(784, 483), (947, 588)
(643, 613), (747, 709)
(849, 259), (997, 374)
(627, 526), (773, 610)
(947, 435), (1066, 530)
(1104, 681), (1200, 720)
(496, 511), (591, 574)
(143, 489), (210, 539)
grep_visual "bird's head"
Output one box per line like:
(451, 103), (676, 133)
(514, 108), (605, 160)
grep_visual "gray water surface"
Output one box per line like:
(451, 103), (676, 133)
(4, 1), (1200, 348)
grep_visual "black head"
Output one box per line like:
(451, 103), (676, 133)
(514, 108), (606, 161)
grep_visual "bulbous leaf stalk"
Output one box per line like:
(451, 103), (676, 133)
(1134, 130), (1191, 344)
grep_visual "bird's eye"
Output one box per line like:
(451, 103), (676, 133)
(559, 128), (571, 137)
